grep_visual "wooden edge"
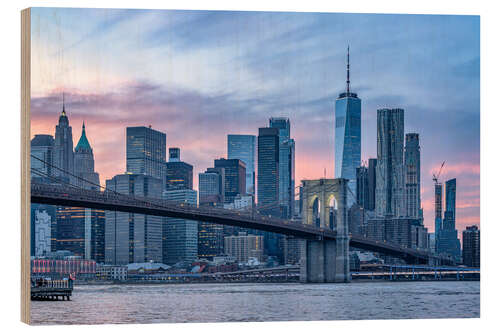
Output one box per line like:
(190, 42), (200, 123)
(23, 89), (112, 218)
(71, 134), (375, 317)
(21, 7), (31, 325)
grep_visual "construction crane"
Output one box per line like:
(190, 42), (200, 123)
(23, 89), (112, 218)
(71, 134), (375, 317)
(432, 161), (445, 184)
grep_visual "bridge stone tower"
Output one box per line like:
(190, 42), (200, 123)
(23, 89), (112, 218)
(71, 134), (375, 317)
(300, 178), (350, 283)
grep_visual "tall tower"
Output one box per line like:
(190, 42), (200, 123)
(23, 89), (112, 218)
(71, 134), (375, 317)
(335, 47), (361, 206)
(54, 95), (74, 181)
(269, 117), (295, 218)
(74, 122), (100, 190)
(126, 126), (166, 184)
(375, 108), (406, 217)
(404, 133), (422, 222)
(227, 135), (256, 196)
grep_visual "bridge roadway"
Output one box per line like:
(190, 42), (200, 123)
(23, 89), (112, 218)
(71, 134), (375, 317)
(31, 183), (442, 264)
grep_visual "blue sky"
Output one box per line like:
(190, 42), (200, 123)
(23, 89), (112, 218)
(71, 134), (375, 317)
(30, 8), (480, 233)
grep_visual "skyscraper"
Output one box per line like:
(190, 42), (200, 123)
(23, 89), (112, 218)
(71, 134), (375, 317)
(434, 182), (443, 248)
(165, 148), (193, 190)
(227, 135), (256, 195)
(257, 127), (280, 216)
(462, 225), (480, 267)
(269, 117), (295, 218)
(257, 127), (282, 261)
(198, 168), (225, 259)
(53, 100), (74, 181)
(163, 189), (198, 264)
(214, 158), (246, 204)
(74, 122), (100, 190)
(31, 134), (55, 180)
(405, 133), (422, 222)
(375, 108), (406, 218)
(356, 165), (368, 209)
(126, 126), (166, 182)
(367, 158), (377, 211)
(72, 122), (104, 261)
(335, 47), (361, 206)
(438, 178), (460, 260)
(105, 174), (163, 264)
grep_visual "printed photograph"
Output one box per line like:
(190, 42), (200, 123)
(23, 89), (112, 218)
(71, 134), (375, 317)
(28, 8), (480, 324)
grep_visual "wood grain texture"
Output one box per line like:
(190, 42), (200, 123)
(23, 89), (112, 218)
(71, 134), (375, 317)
(21, 7), (31, 325)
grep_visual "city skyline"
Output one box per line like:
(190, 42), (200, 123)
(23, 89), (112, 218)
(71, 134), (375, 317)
(29, 8), (480, 236)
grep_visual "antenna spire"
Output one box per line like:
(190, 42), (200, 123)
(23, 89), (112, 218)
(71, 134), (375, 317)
(62, 92), (66, 115)
(346, 45), (350, 94)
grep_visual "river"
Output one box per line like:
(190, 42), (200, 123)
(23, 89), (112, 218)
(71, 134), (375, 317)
(30, 281), (480, 325)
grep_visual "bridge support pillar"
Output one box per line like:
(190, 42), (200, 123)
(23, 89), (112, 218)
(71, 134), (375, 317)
(300, 238), (350, 283)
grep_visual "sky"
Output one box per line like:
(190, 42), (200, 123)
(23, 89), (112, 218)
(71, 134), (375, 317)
(29, 8), (480, 236)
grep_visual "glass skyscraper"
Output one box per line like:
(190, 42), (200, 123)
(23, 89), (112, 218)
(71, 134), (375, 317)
(163, 189), (198, 264)
(165, 148), (193, 190)
(438, 178), (461, 260)
(404, 133), (422, 222)
(54, 101), (74, 182)
(334, 47), (361, 207)
(269, 117), (295, 219)
(227, 135), (256, 196)
(126, 126), (166, 183)
(105, 174), (163, 265)
(257, 127), (280, 216)
(214, 158), (246, 204)
(375, 108), (406, 218)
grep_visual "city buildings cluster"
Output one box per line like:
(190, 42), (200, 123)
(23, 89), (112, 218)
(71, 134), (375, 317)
(30, 48), (479, 274)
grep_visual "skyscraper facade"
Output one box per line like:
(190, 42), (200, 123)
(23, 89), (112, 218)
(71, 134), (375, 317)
(462, 225), (480, 267)
(126, 126), (166, 183)
(214, 158), (246, 204)
(434, 182), (443, 248)
(404, 133), (422, 222)
(31, 134), (55, 180)
(227, 135), (256, 196)
(257, 127), (280, 216)
(375, 108), (406, 218)
(165, 148), (193, 190)
(269, 117), (295, 218)
(198, 168), (225, 259)
(163, 189), (198, 264)
(367, 158), (377, 211)
(356, 165), (369, 209)
(438, 178), (460, 260)
(105, 174), (163, 264)
(335, 47), (361, 206)
(53, 104), (74, 181)
(74, 122), (100, 190)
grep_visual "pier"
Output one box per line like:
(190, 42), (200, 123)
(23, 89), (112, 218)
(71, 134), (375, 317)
(31, 278), (73, 301)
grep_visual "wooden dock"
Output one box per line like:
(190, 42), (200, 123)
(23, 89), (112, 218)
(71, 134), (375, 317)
(31, 279), (73, 301)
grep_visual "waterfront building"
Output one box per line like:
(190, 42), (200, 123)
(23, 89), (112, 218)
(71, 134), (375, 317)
(214, 158), (246, 204)
(96, 265), (128, 281)
(224, 232), (264, 263)
(165, 148), (193, 190)
(334, 47), (361, 206)
(30, 135), (56, 257)
(198, 168), (225, 259)
(105, 174), (163, 265)
(31, 134), (55, 180)
(375, 108), (406, 218)
(269, 117), (295, 218)
(227, 134), (256, 195)
(462, 225), (480, 267)
(437, 178), (461, 260)
(31, 205), (55, 257)
(126, 126), (166, 183)
(163, 189), (198, 265)
(405, 133), (422, 222)
(53, 100), (74, 181)
(31, 256), (96, 280)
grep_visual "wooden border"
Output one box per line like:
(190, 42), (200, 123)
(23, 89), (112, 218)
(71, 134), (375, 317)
(21, 7), (31, 325)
